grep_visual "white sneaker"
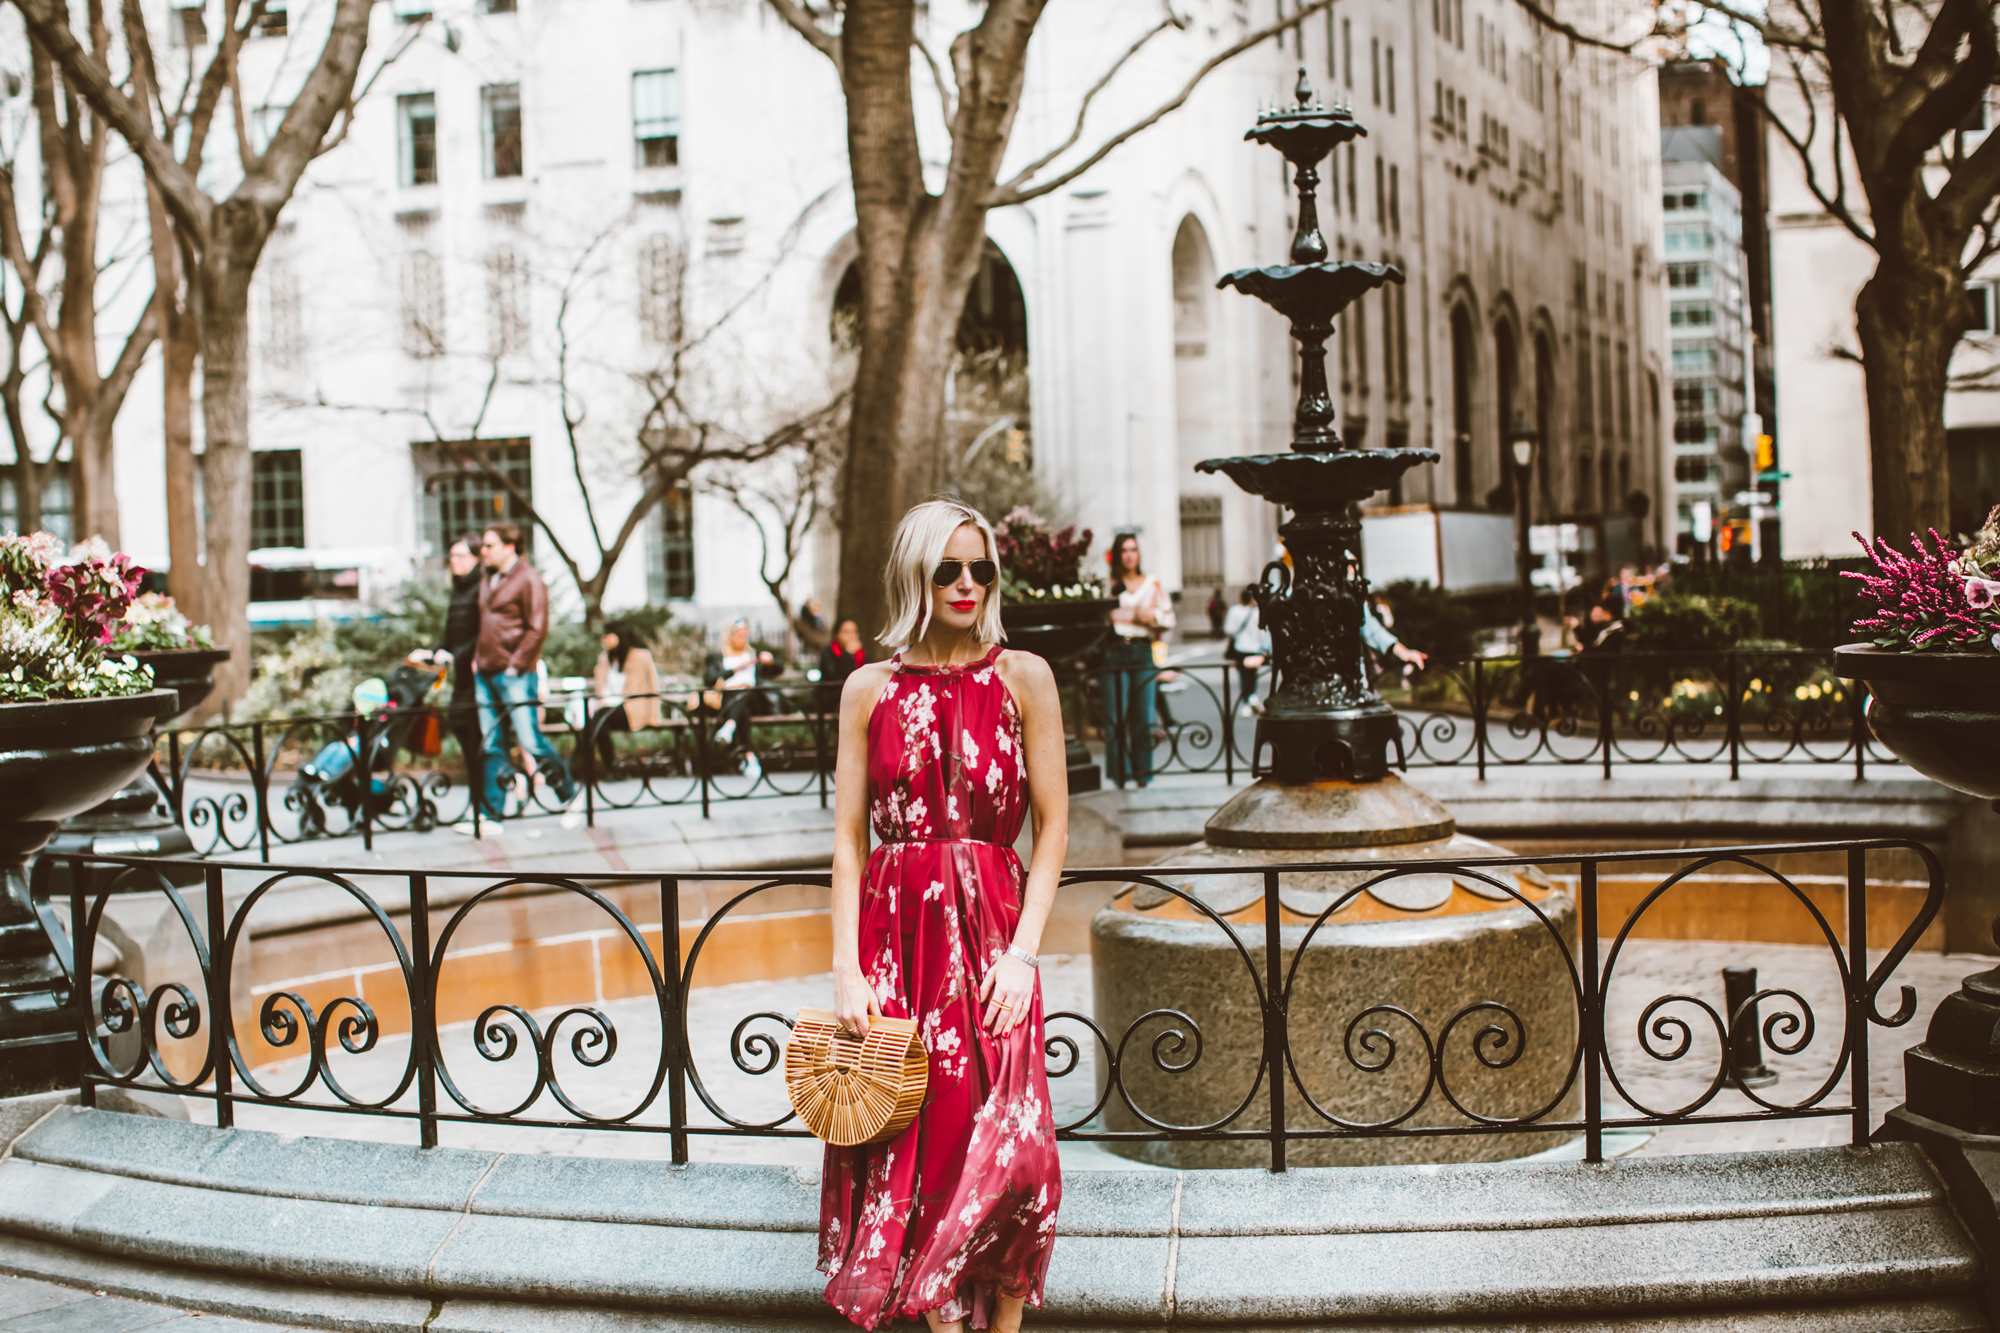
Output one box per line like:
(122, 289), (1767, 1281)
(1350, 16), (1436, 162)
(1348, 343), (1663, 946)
(559, 789), (588, 830)
(452, 819), (502, 837)
(715, 719), (737, 745)
(741, 752), (762, 782)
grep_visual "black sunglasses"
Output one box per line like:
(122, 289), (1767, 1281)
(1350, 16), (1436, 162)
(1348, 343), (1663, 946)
(932, 559), (998, 588)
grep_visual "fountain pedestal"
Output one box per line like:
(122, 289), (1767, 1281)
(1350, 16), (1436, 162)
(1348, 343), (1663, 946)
(1090, 73), (1576, 1166)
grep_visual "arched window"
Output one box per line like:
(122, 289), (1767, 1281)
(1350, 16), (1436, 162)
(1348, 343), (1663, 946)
(1450, 304), (1475, 504)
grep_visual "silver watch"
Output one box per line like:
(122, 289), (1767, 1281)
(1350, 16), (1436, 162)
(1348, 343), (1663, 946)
(1005, 944), (1039, 970)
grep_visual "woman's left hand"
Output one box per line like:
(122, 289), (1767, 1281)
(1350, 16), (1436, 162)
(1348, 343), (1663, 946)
(979, 954), (1037, 1037)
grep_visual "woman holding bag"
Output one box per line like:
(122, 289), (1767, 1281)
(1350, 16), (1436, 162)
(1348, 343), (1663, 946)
(1100, 532), (1173, 787)
(819, 498), (1069, 1332)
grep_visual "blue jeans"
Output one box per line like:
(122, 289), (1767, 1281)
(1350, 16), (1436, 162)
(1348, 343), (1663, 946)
(1100, 637), (1158, 785)
(475, 669), (572, 817)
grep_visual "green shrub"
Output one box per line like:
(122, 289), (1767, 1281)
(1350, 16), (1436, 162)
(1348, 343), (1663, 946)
(1670, 558), (1869, 650)
(1378, 580), (1477, 660)
(1624, 592), (1763, 653)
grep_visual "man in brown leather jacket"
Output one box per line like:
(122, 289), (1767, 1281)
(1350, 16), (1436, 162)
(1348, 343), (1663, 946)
(472, 522), (574, 822)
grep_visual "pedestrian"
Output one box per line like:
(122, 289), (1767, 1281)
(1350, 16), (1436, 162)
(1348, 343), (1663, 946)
(1222, 584), (1268, 709)
(705, 619), (778, 750)
(814, 616), (867, 713)
(1205, 586), (1227, 636)
(798, 596), (831, 652)
(1102, 532), (1173, 788)
(1362, 598), (1428, 679)
(820, 497), (1064, 1333)
(589, 620), (661, 776)
(426, 535), (487, 800)
(472, 522), (575, 824)
(1569, 599), (1627, 653)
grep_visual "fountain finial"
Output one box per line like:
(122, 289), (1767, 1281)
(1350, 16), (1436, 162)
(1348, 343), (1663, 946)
(1295, 65), (1314, 108)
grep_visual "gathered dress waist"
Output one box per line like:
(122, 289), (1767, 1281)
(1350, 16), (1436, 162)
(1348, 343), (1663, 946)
(876, 835), (1013, 850)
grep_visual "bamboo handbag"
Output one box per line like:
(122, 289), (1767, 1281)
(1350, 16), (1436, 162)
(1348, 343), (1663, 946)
(785, 1008), (929, 1147)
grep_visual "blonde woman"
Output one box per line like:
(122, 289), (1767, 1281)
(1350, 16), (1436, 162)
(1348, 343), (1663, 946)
(820, 498), (1068, 1333)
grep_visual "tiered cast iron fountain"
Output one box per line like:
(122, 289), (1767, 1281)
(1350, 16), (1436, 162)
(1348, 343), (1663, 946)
(1090, 75), (1578, 1166)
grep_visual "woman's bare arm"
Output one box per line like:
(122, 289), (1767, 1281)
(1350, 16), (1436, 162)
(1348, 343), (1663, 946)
(830, 661), (890, 1038)
(982, 650), (1068, 1035)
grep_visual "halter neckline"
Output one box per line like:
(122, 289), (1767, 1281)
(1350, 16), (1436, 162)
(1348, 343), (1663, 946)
(892, 643), (1005, 675)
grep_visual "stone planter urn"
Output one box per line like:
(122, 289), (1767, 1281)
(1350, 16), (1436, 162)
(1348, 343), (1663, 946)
(129, 645), (232, 723)
(1000, 599), (1115, 794)
(0, 689), (179, 1095)
(42, 646), (231, 898)
(1834, 644), (2000, 1144)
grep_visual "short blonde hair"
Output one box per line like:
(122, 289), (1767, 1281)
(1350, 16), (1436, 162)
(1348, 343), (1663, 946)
(881, 498), (1006, 650)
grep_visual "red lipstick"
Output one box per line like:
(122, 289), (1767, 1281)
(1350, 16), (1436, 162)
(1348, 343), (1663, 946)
(950, 599), (977, 611)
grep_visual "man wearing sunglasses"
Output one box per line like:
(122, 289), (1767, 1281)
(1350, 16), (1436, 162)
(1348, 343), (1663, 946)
(472, 523), (576, 824)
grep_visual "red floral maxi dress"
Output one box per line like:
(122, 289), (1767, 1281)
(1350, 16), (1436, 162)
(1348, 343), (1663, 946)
(819, 645), (1062, 1330)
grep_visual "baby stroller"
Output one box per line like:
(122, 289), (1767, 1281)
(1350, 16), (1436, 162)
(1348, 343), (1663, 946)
(290, 656), (448, 835)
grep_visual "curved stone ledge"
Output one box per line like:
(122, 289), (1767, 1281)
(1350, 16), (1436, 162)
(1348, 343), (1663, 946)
(0, 1108), (1985, 1329)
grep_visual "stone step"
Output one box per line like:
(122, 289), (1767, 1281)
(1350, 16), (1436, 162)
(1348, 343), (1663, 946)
(0, 1107), (1983, 1329)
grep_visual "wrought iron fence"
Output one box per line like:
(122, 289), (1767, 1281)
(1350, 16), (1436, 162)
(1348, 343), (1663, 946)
(1082, 649), (1877, 785)
(148, 683), (840, 858)
(141, 651), (1877, 859)
(34, 837), (1938, 1170)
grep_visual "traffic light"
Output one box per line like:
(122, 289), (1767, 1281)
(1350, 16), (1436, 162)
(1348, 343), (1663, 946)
(1719, 524), (1734, 553)
(1755, 434), (1775, 472)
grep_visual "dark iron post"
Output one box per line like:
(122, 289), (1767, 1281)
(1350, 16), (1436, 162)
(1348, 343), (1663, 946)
(204, 862), (233, 1128)
(410, 872), (438, 1149)
(1507, 413), (1540, 659)
(663, 876), (690, 1165)
(1262, 868), (1286, 1173)
(1580, 860), (1602, 1163)
(252, 722), (270, 863)
(1845, 846), (1871, 1144)
(1721, 965), (1778, 1089)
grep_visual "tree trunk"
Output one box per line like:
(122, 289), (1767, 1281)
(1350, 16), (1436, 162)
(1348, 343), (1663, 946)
(161, 308), (202, 622)
(200, 208), (266, 707)
(1855, 258), (1959, 544)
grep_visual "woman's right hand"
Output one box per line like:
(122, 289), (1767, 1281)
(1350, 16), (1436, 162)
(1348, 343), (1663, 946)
(832, 964), (879, 1040)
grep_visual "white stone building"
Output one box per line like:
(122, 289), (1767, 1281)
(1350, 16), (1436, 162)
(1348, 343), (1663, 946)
(1, 0), (1670, 634)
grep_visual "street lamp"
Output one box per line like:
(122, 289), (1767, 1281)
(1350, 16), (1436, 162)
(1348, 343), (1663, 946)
(1507, 412), (1540, 658)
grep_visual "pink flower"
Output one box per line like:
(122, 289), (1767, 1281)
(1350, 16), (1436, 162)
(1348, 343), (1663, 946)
(1967, 577), (2000, 611)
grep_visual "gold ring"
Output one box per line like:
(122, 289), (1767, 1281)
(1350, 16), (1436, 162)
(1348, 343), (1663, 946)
(996, 1002), (1013, 1010)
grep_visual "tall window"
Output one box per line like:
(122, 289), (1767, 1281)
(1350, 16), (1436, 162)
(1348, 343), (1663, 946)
(1597, 335), (1615, 441)
(1386, 47), (1396, 114)
(633, 69), (679, 167)
(251, 450), (305, 549)
(487, 248), (528, 357)
(483, 84), (522, 178)
(422, 439), (533, 556)
(1342, 18), (1352, 87)
(648, 475), (695, 601)
(0, 462), (72, 542)
(402, 251), (445, 358)
(639, 234), (682, 345)
(1617, 342), (1632, 441)
(258, 259), (304, 369)
(1370, 37), (1381, 105)
(1575, 340), (1594, 442)
(397, 94), (437, 186)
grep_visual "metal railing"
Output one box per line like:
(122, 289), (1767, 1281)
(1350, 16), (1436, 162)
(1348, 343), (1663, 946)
(149, 682), (839, 858)
(1084, 649), (1877, 784)
(35, 837), (1939, 1170)
(143, 651), (1878, 858)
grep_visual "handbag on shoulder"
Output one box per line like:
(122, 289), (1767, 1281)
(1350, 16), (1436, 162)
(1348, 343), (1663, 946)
(785, 1008), (928, 1147)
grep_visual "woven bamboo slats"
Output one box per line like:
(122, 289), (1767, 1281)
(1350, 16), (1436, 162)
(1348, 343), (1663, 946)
(786, 1007), (929, 1147)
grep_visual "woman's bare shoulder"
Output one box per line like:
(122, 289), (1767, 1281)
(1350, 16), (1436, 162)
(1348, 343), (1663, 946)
(995, 647), (1056, 692)
(841, 660), (896, 709)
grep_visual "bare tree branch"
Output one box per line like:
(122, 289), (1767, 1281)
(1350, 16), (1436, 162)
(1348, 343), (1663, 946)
(766, 0), (843, 73)
(993, 13), (1180, 195)
(989, 0), (1338, 208)
(1742, 63), (1877, 249)
(915, 35), (956, 130)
